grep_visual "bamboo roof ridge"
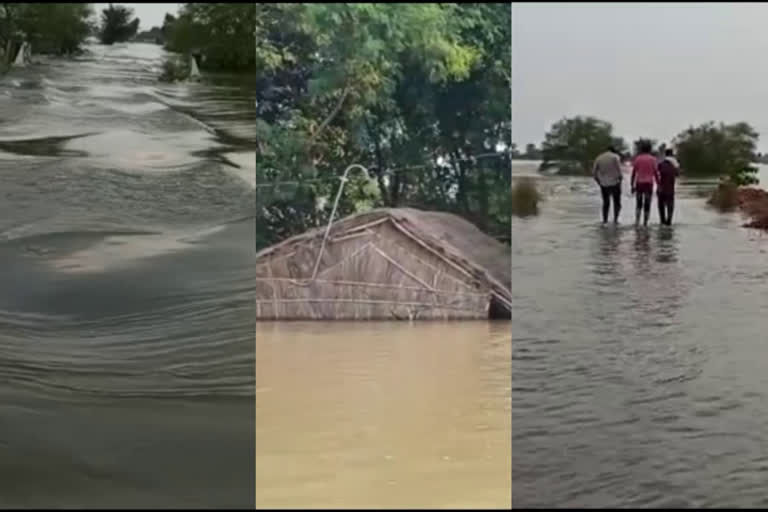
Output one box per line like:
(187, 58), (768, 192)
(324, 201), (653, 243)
(257, 208), (511, 320)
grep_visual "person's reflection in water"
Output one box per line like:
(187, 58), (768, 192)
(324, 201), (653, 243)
(633, 227), (652, 273)
(630, 226), (685, 325)
(598, 224), (622, 255)
(589, 225), (627, 294)
(587, 225), (629, 326)
(655, 225), (678, 263)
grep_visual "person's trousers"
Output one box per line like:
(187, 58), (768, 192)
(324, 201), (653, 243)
(600, 184), (621, 222)
(635, 183), (653, 214)
(658, 191), (675, 225)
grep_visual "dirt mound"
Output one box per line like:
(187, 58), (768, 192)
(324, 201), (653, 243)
(737, 187), (768, 229)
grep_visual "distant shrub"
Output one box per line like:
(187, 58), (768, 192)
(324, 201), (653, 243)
(675, 121), (759, 185)
(511, 178), (541, 217)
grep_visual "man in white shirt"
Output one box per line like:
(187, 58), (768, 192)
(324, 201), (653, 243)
(592, 145), (624, 224)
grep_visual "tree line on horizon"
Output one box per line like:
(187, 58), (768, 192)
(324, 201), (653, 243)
(0, 3), (254, 75)
(513, 115), (760, 186)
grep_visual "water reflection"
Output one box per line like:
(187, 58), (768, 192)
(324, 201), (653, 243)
(656, 226), (678, 263)
(511, 169), (768, 507)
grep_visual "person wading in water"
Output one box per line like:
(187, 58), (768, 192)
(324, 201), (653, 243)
(656, 147), (681, 225)
(631, 140), (658, 227)
(592, 145), (624, 224)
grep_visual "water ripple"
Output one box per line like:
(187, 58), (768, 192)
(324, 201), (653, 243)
(512, 166), (768, 507)
(0, 42), (254, 507)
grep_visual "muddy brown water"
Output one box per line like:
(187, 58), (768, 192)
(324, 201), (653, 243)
(256, 321), (511, 508)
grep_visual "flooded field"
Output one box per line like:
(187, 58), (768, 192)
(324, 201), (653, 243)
(0, 43), (254, 507)
(512, 161), (768, 507)
(256, 322), (511, 509)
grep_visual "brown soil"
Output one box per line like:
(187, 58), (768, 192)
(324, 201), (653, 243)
(737, 187), (768, 229)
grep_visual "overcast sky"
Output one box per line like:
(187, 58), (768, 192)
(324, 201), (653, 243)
(94, 3), (180, 31)
(512, 3), (768, 151)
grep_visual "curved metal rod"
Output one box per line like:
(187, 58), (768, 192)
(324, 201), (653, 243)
(309, 164), (370, 281)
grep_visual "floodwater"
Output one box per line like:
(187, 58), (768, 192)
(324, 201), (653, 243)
(512, 161), (768, 507)
(255, 322), (511, 509)
(0, 44), (254, 507)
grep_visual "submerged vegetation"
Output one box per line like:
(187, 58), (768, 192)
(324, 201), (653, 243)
(1, 3), (93, 68)
(538, 117), (627, 175)
(531, 115), (761, 187)
(158, 55), (190, 83)
(511, 178), (541, 217)
(162, 4), (255, 73)
(675, 122), (759, 186)
(519, 114), (768, 232)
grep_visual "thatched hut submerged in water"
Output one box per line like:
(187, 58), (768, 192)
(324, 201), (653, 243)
(256, 208), (511, 320)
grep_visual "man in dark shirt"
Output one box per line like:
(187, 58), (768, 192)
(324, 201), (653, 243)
(657, 148), (681, 225)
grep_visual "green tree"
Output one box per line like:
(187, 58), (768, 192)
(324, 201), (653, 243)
(99, 4), (139, 45)
(18, 4), (93, 55)
(256, 3), (511, 249)
(539, 116), (627, 175)
(1, 3), (92, 66)
(524, 143), (540, 159)
(674, 121), (759, 186)
(161, 13), (175, 37)
(164, 3), (255, 72)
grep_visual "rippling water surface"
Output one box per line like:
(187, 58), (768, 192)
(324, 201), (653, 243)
(0, 44), (254, 507)
(256, 322), (511, 509)
(512, 161), (768, 507)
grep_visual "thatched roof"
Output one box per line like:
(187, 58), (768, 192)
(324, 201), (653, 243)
(256, 207), (511, 310)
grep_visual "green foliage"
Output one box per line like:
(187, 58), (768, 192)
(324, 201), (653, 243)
(674, 121), (759, 186)
(256, 3), (511, 249)
(511, 178), (541, 217)
(301, 3), (478, 108)
(99, 4), (139, 45)
(540, 116), (627, 175)
(0, 3), (93, 60)
(158, 55), (189, 82)
(164, 3), (255, 72)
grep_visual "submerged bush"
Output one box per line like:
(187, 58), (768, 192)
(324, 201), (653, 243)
(539, 116), (627, 175)
(159, 56), (190, 82)
(675, 121), (760, 185)
(707, 179), (740, 212)
(511, 177), (541, 217)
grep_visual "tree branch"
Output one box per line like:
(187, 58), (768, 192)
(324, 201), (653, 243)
(307, 85), (350, 150)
